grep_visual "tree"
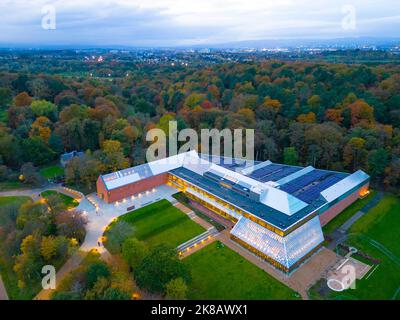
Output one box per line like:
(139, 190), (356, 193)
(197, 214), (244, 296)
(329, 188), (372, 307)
(343, 137), (367, 170)
(368, 148), (389, 180)
(13, 235), (43, 288)
(0, 87), (12, 106)
(13, 92), (33, 107)
(103, 287), (130, 300)
(20, 162), (42, 186)
(105, 221), (135, 253)
(21, 137), (56, 165)
(165, 278), (188, 300)
(283, 147), (298, 166)
(86, 262), (110, 288)
(135, 244), (191, 294)
(55, 210), (88, 243)
(122, 238), (148, 271)
(30, 116), (52, 143)
(30, 100), (57, 119)
(40, 236), (58, 261)
(297, 112), (316, 123)
(347, 99), (375, 127)
(100, 140), (129, 172)
(85, 277), (110, 300)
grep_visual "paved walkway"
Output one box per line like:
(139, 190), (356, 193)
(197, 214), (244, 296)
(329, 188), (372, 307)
(173, 202), (215, 230)
(81, 184), (178, 252)
(328, 192), (383, 250)
(0, 275), (9, 300)
(0, 184), (84, 202)
(338, 192), (383, 233)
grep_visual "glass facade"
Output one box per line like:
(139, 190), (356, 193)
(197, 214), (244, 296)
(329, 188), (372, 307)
(231, 215), (324, 270)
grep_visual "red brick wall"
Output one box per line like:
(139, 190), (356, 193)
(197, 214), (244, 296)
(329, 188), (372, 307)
(97, 173), (168, 203)
(319, 183), (370, 226)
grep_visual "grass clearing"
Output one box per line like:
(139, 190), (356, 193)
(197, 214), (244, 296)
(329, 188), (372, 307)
(310, 194), (400, 300)
(40, 165), (64, 179)
(41, 190), (79, 209)
(107, 199), (205, 248)
(0, 196), (32, 208)
(0, 181), (27, 191)
(183, 241), (299, 300)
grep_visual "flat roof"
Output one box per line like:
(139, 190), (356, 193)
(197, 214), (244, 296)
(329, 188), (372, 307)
(170, 166), (326, 231)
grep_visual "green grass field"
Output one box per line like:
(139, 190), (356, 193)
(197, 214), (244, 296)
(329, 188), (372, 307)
(311, 194), (400, 300)
(41, 190), (79, 209)
(322, 190), (376, 235)
(0, 196), (32, 208)
(108, 199), (205, 248)
(40, 165), (64, 179)
(0, 181), (27, 191)
(183, 241), (299, 300)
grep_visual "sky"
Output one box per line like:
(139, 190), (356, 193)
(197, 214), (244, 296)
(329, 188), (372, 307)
(0, 0), (399, 47)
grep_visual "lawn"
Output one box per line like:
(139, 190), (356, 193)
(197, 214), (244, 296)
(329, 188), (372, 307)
(41, 190), (79, 209)
(183, 241), (299, 300)
(108, 199), (205, 248)
(310, 194), (400, 300)
(0, 196), (32, 208)
(0, 181), (27, 191)
(40, 165), (64, 179)
(322, 190), (376, 235)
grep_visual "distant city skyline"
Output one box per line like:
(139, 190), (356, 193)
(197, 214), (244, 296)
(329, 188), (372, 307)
(0, 0), (399, 47)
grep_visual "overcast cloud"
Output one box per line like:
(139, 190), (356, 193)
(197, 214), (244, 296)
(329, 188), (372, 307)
(0, 0), (399, 46)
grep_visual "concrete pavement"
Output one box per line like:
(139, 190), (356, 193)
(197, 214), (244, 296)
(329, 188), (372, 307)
(80, 184), (179, 253)
(0, 275), (9, 300)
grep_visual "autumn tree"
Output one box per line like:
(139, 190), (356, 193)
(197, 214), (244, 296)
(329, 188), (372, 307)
(343, 137), (367, 170)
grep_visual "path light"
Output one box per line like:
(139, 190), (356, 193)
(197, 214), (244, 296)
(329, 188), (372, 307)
(131, 195), (135, 200)
(152, 188), (156, 192)
(132, 292), (141, 300)
(186, 247), (190, 252)
(123, 198), (127, 203)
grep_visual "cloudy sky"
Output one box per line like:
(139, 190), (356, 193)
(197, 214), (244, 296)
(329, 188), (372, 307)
(0, 0), (399, 46)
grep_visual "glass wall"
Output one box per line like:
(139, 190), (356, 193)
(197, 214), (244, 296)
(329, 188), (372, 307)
(231, 215), (324, 270)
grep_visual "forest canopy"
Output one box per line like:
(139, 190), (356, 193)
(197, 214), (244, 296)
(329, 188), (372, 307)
(0, 53), (399, 192)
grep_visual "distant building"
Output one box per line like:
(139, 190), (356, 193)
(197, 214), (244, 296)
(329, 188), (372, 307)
(97, 151), (370, 273)
(60, 151), (84, 167)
